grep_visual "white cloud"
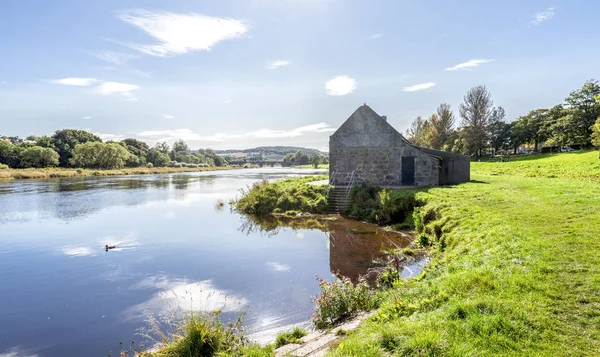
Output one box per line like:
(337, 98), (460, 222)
(325, 75), (357, 96)
(162, 114), (174, 119)
(48, 78), (97, 86)
(0, 346), (40, 357)
(402, 82), (436, 92)
(61, 246), (94, 257)
(267, 262), (291, 272)
(266, 60), (291, 69)
(82, 116), (92, 120)
(92, 131), (127, 141)
(96, 81), (140, 100)
(531, 7), (555, 25)
(91, 50), (139, 65)
(124, 277), (247, 320)
(368, 33), (383, 39)
(221, 98), (233, 104)
(445, 59), (494, 71)
(137, 123), (336, 143)
(117, 10), (249, 57)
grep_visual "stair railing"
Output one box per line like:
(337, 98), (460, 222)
(326, 171), (336, 197)
(344, 170), (356, 203)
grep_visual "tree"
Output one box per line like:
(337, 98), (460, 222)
(213, 155), (227, 167)
(459, 85), (494, 157)
(487, 107), (510, 155)
(51, 129), (102, 167)
(0, 140), (19, 167)
(19, 147), (59, 168)
(155, 142), (170, 154)
(406, 116), (431, 147)
(147, 148), (170, 167)
(565, 79), (600, 145)
(172, 140), (190, 154)
(428, 103), (456, 150)
(35, 136), (55, 149)
(70, 142), (132, 169)
(294, 150), (310, 165)
(283, 153), (295, 163)
(310, 155), (322, 168)
(591, 117), (600, 158)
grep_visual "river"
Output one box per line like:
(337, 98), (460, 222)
(0, 168), (420, 357)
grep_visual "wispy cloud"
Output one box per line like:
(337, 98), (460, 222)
(92, 131), (127, 141)
(0, 346), (40, 357)
(137, 123), (336, 142)
(531, 7), (555, 25)
(445, 59), (494, 71)
(48, 78), (98, 86)
(368, 33), (383, 39)
(266, 60), (291, 69)
(61, 246), (94, 257)
(96, 81), (140, 100)
(117, 10), (249, 57)
(162, 114), (174, 119)
(82, 116), (92, 120)
(402, 82), (436, 92)
(91, 50), (139, 65)
(267, 262), (291, 272)
(325, 75), (357, 96)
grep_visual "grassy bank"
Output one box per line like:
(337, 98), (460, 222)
(0, 166), (233, 180)
(327, 151), (600, 356)
(232, 175), (329, 215)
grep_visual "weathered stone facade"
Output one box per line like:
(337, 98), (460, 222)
(329, 104), (470, 187)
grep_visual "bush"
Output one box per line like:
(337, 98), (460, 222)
(76, 168), (83, 174)
(274, 327), (308, 348)
(312, 276), (379, 328)
(233, 176), (328, 215)
(0, 163), (8, 170)
(146, 162), (153, 168)
(345, 185), (417, 225)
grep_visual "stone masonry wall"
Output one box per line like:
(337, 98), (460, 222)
(330, 146), (439, 186)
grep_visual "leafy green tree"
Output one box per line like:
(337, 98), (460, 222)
(213, 155), (227, 167)
(591, 117), (600, 158)
(283, 153), (295, 163)
(487, 107), (511, 155)
(19, 147), (59, 168)
(70, 142), (132, 169)
(0, 140), (20, 167)
(427, 103), (456, 150)
(147, 148), (170, 167)
(35, 136), (55, 149)
(51, 129), (102, 167)
(310, 155), (322, 168)
(565, 79), (600, 144)
(459, 85), (494, 157)
(406, 116), (431, 147)
(155, 142), (170, 154)
(294, 150), (310, 165)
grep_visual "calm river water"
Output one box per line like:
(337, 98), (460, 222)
(0, 168), (420, 357)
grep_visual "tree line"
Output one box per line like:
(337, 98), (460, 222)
(0, 129), (227, 169)
(406, 79), (600, 158)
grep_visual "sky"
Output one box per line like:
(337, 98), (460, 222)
(0, 0), (598, 151)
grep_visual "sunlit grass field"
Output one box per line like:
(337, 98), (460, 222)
(328, 150), (600, 356)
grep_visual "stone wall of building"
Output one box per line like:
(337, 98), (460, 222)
(329, 146), (439, 186)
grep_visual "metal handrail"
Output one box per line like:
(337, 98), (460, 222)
(326, 171), (336, 197)
(345, 170), (356, 202)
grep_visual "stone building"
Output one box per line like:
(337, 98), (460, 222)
(329, 104), (470, 186)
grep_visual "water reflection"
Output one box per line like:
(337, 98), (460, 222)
(238, 214), (416, 282)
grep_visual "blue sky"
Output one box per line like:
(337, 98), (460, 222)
(1, 0), (598, 150)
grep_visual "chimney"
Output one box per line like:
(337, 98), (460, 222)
(381, 115), (387, 122)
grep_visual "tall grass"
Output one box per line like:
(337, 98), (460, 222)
(0, 166), (232, 180)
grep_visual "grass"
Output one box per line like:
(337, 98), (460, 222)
(293, 164), (330, 169)
(326, 150), (600, 356)
(232, 176), (329, 215)
(0, 166), (233, 180)
(274, 327), (309, 348)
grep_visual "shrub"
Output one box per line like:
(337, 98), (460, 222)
(76, 168), (83, 174)
(274, 327), (308, 348)
(0, 163), (8, 170)
(312, 276), (379, 328)
(146, 162), (153, 168)
(234, 176), (328, 215)
(345, 185), (417, 225)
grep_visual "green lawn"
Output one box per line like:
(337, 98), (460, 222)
(328, 151), (600, 356)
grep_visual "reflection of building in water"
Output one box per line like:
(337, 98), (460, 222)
(327, 220), (413, 282)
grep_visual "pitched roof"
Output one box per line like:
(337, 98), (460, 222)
(331, 104), (409, 143)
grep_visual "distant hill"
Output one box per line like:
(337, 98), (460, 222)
(216, 146), (327, 162)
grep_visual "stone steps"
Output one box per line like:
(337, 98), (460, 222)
(327, 187), (350, 213)
(274, 312), (373, 357)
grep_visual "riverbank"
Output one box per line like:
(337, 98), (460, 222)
(0, 166), (234, 180)
(327, 151), (600, 356)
